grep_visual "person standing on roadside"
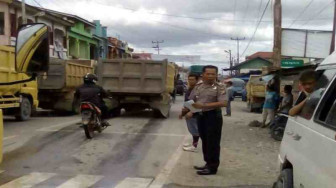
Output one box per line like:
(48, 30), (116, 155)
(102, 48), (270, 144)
(187, 65), (227, 175)
(225, 81), (233, 116)
(179, 74), (200, 152)
(278, 85), (293, 114)
(261, 84), (280, 128)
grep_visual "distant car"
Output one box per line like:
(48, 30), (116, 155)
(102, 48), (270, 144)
(176, 80), (185, 95)
(225, 78), (247, 100)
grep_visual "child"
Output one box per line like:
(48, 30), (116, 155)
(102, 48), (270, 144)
(179, 74), (200, 152)
(278, 85), (293, 114)
(289, 70), (317, 116)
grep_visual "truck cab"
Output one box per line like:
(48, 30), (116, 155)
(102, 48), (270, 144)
(0, 23), (49, 163)
(0, 24), (49, 120)
(274, 52), (336, 188)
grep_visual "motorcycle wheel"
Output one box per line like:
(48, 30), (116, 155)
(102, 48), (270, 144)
(83, 124), (94, 139)
(271, 126), (285, 141)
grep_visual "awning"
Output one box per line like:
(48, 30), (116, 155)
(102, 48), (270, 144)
(261, 74), (275, 82)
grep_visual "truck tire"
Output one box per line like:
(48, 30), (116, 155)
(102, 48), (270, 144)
(273, 169), (293, 188)
(15, 97), (32, 121)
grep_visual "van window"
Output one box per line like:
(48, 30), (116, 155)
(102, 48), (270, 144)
(299, 69), (336, 120)
(315, 77), (336, 129)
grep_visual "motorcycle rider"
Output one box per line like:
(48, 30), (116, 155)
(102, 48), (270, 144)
(74, 73), (110, 127)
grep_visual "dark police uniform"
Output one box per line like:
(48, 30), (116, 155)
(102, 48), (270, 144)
(189, 82), (227, 171)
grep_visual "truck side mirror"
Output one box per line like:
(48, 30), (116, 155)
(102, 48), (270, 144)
(15, 23), (49, 74)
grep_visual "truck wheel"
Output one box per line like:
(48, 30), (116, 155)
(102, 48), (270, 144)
(273, 169), (293, 188)
(15, 97), (32, 121)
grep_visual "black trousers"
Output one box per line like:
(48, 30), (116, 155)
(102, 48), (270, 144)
(196, 109), (223, 170)
(99, 104), (109, 120)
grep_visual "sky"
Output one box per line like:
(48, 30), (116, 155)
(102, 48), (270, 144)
(28, 0), (335, 69)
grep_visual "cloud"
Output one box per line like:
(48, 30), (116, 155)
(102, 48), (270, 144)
(32, 0), (334, 64)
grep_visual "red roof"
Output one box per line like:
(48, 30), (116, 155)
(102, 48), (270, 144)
(132, 53), (153, 60)
(246, 52), (273, 60)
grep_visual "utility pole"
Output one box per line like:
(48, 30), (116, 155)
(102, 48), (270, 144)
(21, 0), (27, 24)
(330, 0), (336, 54)
(152, 40), (164, 55)
(225, 50), (233, 76)
(273, 0), (282, 68)
(231, 37), (245, 64)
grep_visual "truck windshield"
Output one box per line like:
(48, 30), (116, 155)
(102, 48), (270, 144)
(16, 24), (45, 53)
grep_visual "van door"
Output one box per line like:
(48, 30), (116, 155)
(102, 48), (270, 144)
(282, 69), (336, 188)
(15, 23), (49, 74)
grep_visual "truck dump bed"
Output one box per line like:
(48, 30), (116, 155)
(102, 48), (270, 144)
(0, 46), (20, 96)
(97, 59), (174, 95)
(38, 58), (93, 90)
(247, 75), (266, 98)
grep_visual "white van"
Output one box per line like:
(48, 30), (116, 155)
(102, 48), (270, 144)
(274, 53), (336, 188)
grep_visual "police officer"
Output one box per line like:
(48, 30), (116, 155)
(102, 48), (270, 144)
(187, 65), (227, 175)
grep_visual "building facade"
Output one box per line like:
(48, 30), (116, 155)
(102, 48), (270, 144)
(92, 20), (108, 59)
(4, 0), (74, 59)
(0, 0), (12, 46)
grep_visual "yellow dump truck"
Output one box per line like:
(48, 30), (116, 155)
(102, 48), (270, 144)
(0, 109), (3, 163)
(0, 24), (49, 120)
(246, 75), (266, 112)
(37, 58), (94, 113)
(97, 59), (175, 117)
(0, 23), (50, 163)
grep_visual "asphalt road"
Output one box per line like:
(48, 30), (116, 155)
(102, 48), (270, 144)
(0, 97), (280, 188)
(0, 98), (187, 188)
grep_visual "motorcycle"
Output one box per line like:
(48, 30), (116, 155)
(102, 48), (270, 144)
(80, 102), (106, 139)
(270, 113), (289, 141)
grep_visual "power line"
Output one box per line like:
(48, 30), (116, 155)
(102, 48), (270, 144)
(288, 0), (314, 28)
(241, 0), (271, 58)
(152, 40), (164, 54)
(299, 0), (334, 28)
(231, 37), (245, 64)
(98, 3), (333, 23)
(31, 0), (44, 9)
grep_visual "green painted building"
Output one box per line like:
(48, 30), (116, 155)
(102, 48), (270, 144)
(224, 57), (273, 74)
(39, 10), (98, 60)
(67, 19), (97, 59)
(92, 20), (108, 59)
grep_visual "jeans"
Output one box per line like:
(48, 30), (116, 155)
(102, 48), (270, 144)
(186, 117), (199, 136)
(226, 100), (231, 115)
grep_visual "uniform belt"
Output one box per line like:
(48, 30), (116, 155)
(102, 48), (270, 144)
(196, 109), (220, 116)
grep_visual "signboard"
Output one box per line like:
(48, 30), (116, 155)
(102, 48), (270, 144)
(281, 59), (304, 68)
(281, 28), (332, 59)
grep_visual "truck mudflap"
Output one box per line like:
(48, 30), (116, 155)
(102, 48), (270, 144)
(149, 93), (172, 118)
